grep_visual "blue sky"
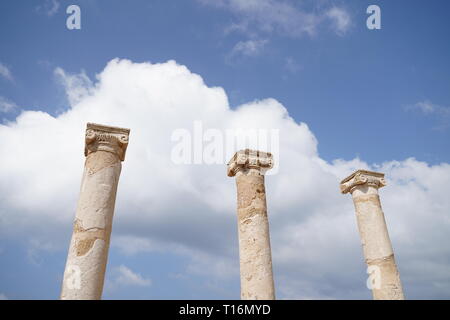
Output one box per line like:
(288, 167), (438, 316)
(1, 0), (450, 300)
(1, 0), (449, 164)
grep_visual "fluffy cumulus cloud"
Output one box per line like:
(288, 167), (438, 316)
(0, 59), (449, 299)
(54, 67), (94, 106)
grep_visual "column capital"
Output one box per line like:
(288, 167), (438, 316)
(84, 123), (130, 161)
(227, 149), (273, 177)
(340, 169), (386, 194)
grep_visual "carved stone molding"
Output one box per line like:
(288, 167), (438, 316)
(340, 169), (386, 194)
(84, 123), (130, 161)
(227, 149), (273, 177)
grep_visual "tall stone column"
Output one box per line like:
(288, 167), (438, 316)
(227, 149), (275, 300)
(61, 123), (130, 300)
(340, 170), (404, 300)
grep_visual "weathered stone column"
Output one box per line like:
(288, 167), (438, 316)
(340, 170), (404, 300)
(227, 149), (275, 300)
(61, 123), (130, 300)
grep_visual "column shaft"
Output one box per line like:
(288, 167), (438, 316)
(341, 170), (404, 300)
(236, 173), (275, 300)
(228, 149), (275, 300)
(61, 123), (129, 300)
(351, 186), (404, 300)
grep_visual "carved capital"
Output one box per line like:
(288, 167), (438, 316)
(84, 123), (130, 161)
(227, 149), (273, 177)
(340, 170), (386, 194)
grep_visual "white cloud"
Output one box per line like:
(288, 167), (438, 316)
(0, 59), (449, 299)
(112, 235), (238, 280)
(230, 39), (268, 57)
(408, 101), (450, 116)
(0, 96), (17, 113)
(198, 0), (351, 37)
(415, 101), (437, 114)
(0, 293), (8, 300)
(0, 63), (13, 82)
(406, 100), (450, 129)
(36, 0), (60, 17)
(112, 235), (159, 256)
(326, 7), (351, 35)
(54, 68), (94, 106)
(26, 238), (59, 266)
(113, 265), (152, 287)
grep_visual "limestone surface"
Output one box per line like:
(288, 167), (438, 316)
(228, 149), (275, 300)
(341, 170), (404, 300)
(61, 123), (130, 300)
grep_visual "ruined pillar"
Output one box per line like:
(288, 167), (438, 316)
(61, 123), (130, 300)
(227, 149), (275, 300)
(340, 170), (404, 300)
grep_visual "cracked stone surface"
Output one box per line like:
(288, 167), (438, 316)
(341, 170), (404, 300)
(61, 123), (129, 300)
(228, 149), (275, 300)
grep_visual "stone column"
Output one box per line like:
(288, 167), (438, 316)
(340, 170), (404, 300)
(227, 149), (275, 300)
(61, 123), (130, 300)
